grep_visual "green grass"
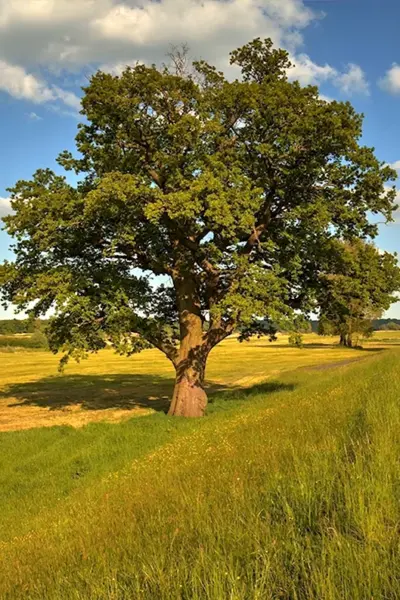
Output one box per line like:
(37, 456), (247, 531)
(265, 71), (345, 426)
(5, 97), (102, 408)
(1, 349), (400, 598)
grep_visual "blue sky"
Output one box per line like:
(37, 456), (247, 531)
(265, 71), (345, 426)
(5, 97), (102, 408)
(1, 0), (399, 317)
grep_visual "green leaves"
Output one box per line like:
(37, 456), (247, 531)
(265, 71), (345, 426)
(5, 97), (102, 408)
(317, 240), (400, 342)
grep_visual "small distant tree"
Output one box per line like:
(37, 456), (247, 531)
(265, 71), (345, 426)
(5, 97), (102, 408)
(288, 332), (304, 348)
(317, 241), (400, 347)
(286, 315), (312, 347)
(0, 39), (398, 416)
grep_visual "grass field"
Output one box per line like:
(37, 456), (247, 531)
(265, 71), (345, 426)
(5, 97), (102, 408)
(1, 332), (400, 598)
(0, 332), (378, 432)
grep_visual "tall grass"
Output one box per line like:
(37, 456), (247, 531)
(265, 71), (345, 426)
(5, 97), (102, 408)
(1, 351), (400, 599)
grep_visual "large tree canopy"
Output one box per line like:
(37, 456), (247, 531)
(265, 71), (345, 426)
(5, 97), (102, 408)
(318, 240), (400, 347)
(1, 39), (398, 416)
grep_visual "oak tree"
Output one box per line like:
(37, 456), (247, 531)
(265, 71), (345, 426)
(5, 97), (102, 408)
(318, 240), (400, 347)
(1, 39), (397, 416)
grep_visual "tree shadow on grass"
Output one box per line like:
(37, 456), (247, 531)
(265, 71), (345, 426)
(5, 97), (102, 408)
(0, 373), (296, 415)
(356, 347), (386, 352)
(1, 374), (175, 413)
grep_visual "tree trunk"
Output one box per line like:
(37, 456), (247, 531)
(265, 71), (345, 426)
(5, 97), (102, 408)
(168, 356), (208, 417)
(339, 333), (353, 348)
(168, 274), (209, 417)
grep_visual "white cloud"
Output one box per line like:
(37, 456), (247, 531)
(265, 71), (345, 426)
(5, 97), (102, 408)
(379, 63), (400, 95)
(92, 0), (313, 48)
(0, 0), (100, 27)
(390, 160), (400, 172)
(287, 53), (337, 86)
(288, 55), (368, 97)
(319, 93), (333, 103)
(0, 59), (80, 109)
(0, 0), (316, 71)
(99, 60), (138, 76)
(51, 85), (81, 110)
(334, 63), (369, 96)
(0, 197), (12, 218)
(0, 0), (366, 110)
(27, 111), (42, 121)
(0, 59), (54, 102)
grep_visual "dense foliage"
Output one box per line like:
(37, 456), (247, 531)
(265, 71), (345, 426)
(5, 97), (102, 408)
(0, 38), (398, 415)
(318, 240), (400, 347)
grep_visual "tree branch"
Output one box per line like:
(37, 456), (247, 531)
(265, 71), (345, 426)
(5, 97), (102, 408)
(205, 318), (236, 351)
(145, 333), (179, 364)
(240, 219), (269, 255)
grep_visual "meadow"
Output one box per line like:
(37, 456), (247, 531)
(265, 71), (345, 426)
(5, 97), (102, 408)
(1, 332), (400, 599)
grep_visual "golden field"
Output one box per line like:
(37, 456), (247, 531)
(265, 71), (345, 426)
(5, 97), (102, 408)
(0, 331), (389, 431)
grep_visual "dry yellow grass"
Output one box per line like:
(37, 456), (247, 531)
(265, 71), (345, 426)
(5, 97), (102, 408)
(0, 332), (393, 432)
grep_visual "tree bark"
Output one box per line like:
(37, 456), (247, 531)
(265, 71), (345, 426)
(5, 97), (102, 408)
(339, 333), (353, 348)
(168, 274), (209, 417)
(168, 355), (208, 417)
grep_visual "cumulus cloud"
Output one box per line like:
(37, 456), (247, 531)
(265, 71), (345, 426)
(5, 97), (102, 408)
(0, 0), (315, 69)
(287, 55), (369, 96)
(389, 160), (400, 172)
(287, 53), (337, 86)
(0, 197), (12, 218)
(334, 63), (369, 96)
(92, 0), (314, 49)
(99, 60), (138, 76)
(0, 0), (368, 109)
(0, 59), (80, 109)
(0, 59), (54, 102)
(379, 64), (400, 94)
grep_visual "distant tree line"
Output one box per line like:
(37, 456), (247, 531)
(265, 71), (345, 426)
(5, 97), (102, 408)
(308, 319), (400, 332)
(0, 319), (47, 335)
(375, 320), (400, 331)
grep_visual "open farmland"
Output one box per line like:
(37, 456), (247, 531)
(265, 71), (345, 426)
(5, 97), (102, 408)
(0, 332), (377, 432)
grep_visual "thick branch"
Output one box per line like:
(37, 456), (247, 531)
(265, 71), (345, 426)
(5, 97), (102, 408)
(205, 318), (235, 351)
(117, 134), (165, 190)
(163, 216), (219, 277)
(240, 204), (272, 255)
(145, 333), (179, 364)
(115, 243), (173, 276)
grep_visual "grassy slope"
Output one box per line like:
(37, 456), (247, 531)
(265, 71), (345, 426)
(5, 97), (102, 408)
(1, 349), (400, 599)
